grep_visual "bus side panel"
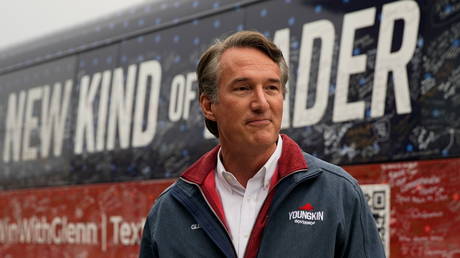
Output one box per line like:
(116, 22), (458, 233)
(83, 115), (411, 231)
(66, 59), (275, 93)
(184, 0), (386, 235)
(345, 158), (460, 258)
(1, 158), (459, 257)
(0, 179), (175, 257)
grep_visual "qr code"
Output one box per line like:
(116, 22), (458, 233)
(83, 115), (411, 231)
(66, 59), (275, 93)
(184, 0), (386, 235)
(361, 184), (390, 257)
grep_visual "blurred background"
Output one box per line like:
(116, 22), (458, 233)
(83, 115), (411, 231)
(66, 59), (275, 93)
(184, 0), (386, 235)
(0, 0), (459, 257)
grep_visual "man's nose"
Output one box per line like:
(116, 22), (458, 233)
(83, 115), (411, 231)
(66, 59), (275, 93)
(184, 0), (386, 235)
(250, 87), (269, 112)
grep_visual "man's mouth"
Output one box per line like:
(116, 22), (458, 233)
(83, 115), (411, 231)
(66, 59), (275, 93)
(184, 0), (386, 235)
(246, 119), (271, 126)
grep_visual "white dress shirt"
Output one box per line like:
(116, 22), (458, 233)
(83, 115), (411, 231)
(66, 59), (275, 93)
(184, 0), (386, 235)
(215, 135), (282, 257)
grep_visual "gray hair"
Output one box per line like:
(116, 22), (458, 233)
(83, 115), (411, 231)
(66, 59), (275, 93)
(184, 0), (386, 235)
(197, 30), (288, 137)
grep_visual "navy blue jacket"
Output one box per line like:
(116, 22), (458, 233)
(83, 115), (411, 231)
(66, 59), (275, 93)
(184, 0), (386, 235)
(139, 135), (385, 258)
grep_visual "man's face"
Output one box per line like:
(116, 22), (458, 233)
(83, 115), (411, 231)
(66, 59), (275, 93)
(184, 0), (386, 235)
(202, 47), (284, 151)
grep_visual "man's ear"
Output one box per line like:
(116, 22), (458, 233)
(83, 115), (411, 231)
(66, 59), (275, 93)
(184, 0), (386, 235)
(199, 94), (216, 121)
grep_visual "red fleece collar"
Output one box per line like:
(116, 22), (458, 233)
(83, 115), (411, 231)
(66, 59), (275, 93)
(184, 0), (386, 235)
(181, 134), (308, 184)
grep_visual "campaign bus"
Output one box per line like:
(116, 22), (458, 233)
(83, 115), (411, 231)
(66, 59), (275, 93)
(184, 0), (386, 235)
(0, 0), (459, 257)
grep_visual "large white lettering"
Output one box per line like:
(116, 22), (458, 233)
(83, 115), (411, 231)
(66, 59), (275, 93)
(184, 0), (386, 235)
(3, 82), (72, 162)
(22, 87), (42, 160)
(169, 72), (197, 122)
(107, 65), (136, 150)
(3, 91), (26, 162)
(132, 60), (162, 147)
(371, 0), (419, 117)
(74, 72), (102, 154)
(76, 60), (162, 153)
(40, 80), (73, 158)
(293, 20), (334, 127)
(1, 1), (422, 163)
(96, 70), (111, 151)
(183, 72), (197, 120)
(333, 7), (376, 122)
(169, 74), (186, 122)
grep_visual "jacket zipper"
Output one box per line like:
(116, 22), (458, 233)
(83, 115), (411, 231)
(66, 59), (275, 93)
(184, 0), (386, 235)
(179, 177), (238, 258)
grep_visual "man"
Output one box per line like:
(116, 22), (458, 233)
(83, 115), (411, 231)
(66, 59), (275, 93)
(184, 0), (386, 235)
(139, 31), (385, 258)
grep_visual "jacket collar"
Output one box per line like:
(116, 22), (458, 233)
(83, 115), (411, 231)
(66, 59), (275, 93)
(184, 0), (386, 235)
(181, 134), (308, 185)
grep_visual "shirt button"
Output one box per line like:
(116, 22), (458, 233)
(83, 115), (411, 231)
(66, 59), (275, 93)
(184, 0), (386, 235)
(224, 174), (232, 182)
(244, 233), (249, 238)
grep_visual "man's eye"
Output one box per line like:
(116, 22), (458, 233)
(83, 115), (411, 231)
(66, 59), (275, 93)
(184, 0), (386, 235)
(267, 85), (280, 91)
(236, 86), (249, 91)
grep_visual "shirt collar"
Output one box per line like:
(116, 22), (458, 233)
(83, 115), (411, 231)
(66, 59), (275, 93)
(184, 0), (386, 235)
(216, 135), (283, 192)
